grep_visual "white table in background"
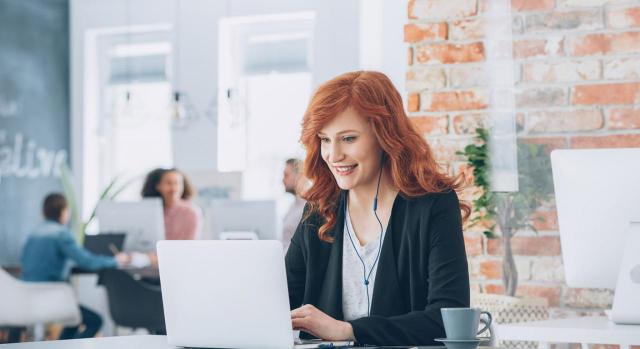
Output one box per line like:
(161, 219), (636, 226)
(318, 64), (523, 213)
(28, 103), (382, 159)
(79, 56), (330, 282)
(494, 316), (640, 349)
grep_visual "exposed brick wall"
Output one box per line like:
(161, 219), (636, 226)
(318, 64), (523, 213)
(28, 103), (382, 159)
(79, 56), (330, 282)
(405, 0), (640, 319)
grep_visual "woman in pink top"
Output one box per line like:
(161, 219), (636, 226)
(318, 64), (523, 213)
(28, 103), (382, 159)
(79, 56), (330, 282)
(141, 168), (202, 240)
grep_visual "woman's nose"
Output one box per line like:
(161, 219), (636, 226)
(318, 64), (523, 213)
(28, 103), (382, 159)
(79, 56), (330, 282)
(327, 143), (344, 163)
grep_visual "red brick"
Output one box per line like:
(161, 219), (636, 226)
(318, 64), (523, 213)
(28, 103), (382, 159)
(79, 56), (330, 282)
(479, 260), (502, 279)
(527, 109), (603, 133)
(465, 234), (483, 256)
(512, 0), (555, 12)
(571, 134), (640, 149)
(570, 32), (640, 56)
(608, 6), (640, 29)
(516, 285), (561, 307)
(410, 0), (477, 20)
(422, 90), (488, 112)
(408, 47), (414, 66)
(408, 0), (417, 19)
(450, 18), (485, 41)
(608, 108), (640, 129)
(531, 210), (559, 231)
(452, 113), (488, 135)
(513, 38), (564, 59)
(410, 115), (449, 135)
(408, 93), (420, 112)
(404, 23), (447, 43)
(415, 42), (485, 64)
(483, 283), (504, 295)
(521, 137), (568, 152)
(487, 236), (561, 256)
(572, 83), (640, 105)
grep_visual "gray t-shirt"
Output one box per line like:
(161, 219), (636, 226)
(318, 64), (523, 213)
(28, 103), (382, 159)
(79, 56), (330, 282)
(341, 206), (386, 321)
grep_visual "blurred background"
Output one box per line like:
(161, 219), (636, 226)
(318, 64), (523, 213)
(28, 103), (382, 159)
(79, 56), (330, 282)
(2, 0), (640, 345)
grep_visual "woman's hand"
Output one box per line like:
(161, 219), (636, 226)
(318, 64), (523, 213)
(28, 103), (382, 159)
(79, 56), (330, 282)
(291, 304), (355, 341)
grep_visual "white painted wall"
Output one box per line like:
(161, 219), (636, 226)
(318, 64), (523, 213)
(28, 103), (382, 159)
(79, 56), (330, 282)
(71, 0), (406, 215)
(359, 0), (407, 96)
(71, 0), (359, 213)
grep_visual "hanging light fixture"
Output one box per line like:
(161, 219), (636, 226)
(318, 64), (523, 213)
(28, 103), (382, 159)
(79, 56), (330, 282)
(120, 0), (134, 120)
(171, 0), (187, 123)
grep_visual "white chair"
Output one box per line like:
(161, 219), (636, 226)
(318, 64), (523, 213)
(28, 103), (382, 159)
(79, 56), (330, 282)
(0, 268), (81, 341)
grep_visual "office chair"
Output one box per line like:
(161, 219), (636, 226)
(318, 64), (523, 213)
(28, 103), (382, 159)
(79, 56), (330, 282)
(98, 269), (166, 334)
(0, 268), (81, 342)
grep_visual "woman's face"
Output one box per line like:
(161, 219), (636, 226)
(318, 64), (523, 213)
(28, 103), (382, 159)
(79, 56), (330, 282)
(318, 107), (383, 191)
(156, 171), (184, 203)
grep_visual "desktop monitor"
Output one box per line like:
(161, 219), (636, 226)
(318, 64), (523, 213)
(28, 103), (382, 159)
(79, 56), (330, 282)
(96, 198), (165, 252)
(551, 148), (640, 288)
(551, 148), (640, 323)
(207, 200), (276, 240)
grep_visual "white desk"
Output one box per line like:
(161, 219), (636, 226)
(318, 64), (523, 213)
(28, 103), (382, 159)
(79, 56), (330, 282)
(0, 335), (169, 349)
(495, 316), (640, 349)
(0, 335), (454, 349)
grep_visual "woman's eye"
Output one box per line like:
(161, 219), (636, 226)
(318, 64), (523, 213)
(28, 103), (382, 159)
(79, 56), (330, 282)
(319, 137), (330, 143)
(343, 136), (357, 143)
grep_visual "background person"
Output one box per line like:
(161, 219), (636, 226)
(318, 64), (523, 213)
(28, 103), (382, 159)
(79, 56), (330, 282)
(141, 168), (202, 240)
(282, 158), (306, 252)
(20, 193), (130, 340)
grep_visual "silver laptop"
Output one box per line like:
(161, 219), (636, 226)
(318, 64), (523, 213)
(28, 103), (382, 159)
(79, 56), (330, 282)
(157, 240), (353, 349)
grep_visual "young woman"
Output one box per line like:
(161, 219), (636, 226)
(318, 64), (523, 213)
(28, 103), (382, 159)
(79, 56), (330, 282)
(141, 168), (202, 240)
(286, 71), (471, 346)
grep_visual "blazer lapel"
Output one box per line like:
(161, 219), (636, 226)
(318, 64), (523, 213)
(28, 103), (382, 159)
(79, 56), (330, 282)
(370, 195), (405, 316)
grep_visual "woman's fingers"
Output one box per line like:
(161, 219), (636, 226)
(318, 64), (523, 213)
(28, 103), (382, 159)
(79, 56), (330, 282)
(292, 317), (308, 329)
(291, 304), (315, 318)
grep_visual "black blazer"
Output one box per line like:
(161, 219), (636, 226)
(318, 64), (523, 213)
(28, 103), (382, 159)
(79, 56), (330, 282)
(285, 190), (470, 346)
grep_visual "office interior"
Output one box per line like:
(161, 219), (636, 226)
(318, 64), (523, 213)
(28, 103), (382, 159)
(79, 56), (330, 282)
(1, 0), (640, 348)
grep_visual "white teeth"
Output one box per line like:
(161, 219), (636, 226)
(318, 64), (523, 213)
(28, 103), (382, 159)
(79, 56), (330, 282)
(336, 165), (356, 173)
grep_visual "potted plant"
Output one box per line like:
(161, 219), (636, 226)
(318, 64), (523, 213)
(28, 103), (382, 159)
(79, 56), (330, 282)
(458, 128), (554, 346)
(59, 164), (132, 243)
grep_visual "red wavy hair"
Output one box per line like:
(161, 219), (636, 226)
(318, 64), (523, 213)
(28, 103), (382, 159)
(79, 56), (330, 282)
(300, 71), (470, 242)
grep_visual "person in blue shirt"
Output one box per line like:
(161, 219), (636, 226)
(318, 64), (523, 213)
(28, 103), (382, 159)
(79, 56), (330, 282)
(21, 193), (130, 340)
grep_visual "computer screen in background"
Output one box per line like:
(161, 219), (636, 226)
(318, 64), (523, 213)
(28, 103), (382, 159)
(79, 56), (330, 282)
(203, 200), (277, 241)
(551, 148), (640, 324)
(95, 198), (165, 252)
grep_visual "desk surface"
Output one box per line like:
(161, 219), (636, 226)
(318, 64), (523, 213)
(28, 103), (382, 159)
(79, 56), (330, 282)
(495, 316), (640, 344)
(0, 336), (169, 349)
(0, 335), (474, 349)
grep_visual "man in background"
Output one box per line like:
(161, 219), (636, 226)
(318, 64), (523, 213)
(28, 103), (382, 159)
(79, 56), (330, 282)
(281, 158), (306, 252)
(20, 193), (130, 340)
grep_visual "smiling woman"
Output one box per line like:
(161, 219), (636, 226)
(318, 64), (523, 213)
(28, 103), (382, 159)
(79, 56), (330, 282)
(286, 71), (472, 346)
(141, 168), (202, 240)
